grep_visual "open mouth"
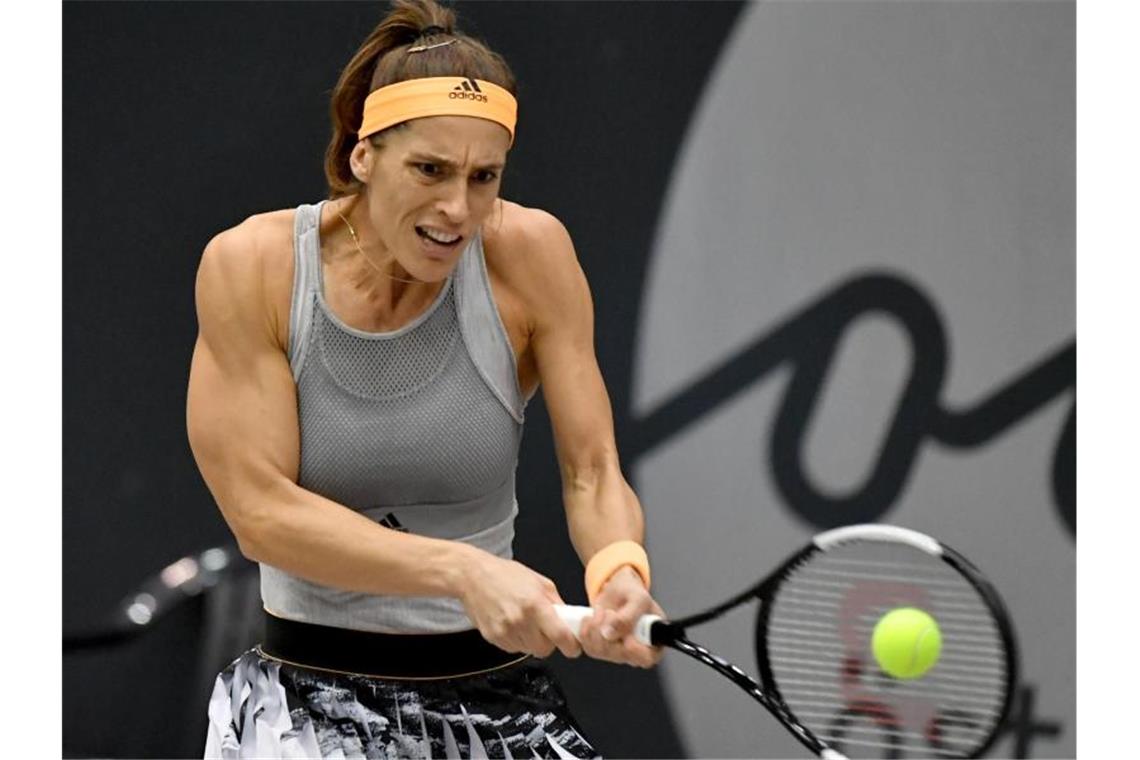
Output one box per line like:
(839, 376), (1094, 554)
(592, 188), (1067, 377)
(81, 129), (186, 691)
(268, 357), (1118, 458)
(415, 225), (463, 248)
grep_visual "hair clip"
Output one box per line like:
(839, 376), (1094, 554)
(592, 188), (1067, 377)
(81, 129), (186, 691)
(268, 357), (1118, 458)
(408, 38), (458, 54)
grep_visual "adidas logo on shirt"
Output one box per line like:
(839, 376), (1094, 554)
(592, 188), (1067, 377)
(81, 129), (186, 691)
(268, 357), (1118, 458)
(377, 513), (408, 533)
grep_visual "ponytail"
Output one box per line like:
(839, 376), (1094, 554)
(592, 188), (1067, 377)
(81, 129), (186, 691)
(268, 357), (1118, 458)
(324, 0), (516, 198)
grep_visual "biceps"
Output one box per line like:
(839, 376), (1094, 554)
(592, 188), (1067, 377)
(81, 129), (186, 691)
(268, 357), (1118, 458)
(186, 337), (300, 525)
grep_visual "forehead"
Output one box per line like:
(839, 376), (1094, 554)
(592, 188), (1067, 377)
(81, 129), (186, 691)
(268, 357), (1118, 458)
(394, 116), (510, 165)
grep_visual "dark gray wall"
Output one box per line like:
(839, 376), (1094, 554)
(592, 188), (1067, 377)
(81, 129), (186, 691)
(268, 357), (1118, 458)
(63, 1), (1073, 758)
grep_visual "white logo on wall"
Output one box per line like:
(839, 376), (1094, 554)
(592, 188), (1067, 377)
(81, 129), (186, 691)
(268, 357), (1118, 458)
(630, 3), (1073, 757)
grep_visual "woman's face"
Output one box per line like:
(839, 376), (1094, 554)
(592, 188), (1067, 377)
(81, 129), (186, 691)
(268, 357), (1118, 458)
(351, 116), (510, 282)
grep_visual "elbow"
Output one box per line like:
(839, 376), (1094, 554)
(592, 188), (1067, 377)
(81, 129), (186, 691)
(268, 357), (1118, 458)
(215, 502), (268, 563)
(230, 498), (284, 565)
(215, 484), (286, 565)
(233, 528), (267, 564)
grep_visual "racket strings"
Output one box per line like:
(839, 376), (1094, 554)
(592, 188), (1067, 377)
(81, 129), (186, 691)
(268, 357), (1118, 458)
(763, 540), (1010, 759)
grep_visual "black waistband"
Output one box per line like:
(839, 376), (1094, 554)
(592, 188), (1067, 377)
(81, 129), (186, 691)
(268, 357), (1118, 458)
(258, 611), (526, 679)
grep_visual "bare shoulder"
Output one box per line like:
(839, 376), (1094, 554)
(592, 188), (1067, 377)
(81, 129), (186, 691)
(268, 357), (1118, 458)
(199, 208), (294, 288)
(196, 208), (297, 349)
(482, 200), (585, 305)
(484, 200), (573, 262)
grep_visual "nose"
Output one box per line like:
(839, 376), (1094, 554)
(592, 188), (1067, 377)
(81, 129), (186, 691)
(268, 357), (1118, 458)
(436, 179), (470, 226)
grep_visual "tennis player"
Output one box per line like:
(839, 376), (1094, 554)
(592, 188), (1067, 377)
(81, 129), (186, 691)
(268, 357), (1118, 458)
(186, 1), (663, 756)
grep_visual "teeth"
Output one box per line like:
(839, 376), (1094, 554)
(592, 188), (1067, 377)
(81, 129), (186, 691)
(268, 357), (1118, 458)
(420, 226), (460, 244)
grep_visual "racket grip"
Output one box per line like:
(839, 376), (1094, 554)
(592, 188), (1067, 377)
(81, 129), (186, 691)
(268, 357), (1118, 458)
(553, 604), (664, 646)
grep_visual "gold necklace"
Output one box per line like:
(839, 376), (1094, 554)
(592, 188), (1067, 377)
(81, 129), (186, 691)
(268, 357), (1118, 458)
(336, 207), (419, 284)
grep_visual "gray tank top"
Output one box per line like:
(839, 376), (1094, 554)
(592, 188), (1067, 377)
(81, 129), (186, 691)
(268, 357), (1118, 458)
(259, 200), (526, 633)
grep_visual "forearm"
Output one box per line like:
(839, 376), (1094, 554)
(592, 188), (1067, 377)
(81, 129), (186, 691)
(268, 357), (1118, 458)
(562, 458), (663, 667)
(233, 479), (481, 600)
(562, 456), (646, 564)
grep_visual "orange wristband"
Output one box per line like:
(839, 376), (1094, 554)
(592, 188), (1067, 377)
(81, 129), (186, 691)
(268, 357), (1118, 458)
(585, 540), (651, 604)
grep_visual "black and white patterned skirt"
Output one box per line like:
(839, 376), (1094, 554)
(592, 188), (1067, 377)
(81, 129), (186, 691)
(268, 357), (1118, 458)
(204, 613), (599, 759)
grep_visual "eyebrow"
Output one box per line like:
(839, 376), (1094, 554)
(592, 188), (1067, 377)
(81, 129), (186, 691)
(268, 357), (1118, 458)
(408, 153), (504, 172)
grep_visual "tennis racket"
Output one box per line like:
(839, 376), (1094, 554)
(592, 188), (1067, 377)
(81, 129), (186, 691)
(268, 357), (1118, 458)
(556, 524), (1017, 759)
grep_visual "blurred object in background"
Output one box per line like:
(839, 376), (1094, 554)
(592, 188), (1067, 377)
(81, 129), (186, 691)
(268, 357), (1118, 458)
(63, 546), (260, 758)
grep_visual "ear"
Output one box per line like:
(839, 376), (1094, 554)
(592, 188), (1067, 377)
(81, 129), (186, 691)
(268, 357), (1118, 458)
(349, 140), (374, 183)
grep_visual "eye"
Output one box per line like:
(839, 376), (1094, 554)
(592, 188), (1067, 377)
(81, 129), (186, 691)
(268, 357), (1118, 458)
(416, 162), (442, 177)
(472, 170), (499, 184)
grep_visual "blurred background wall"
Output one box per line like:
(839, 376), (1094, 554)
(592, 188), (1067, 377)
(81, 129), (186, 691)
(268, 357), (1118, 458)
(63, 2), (1073, 757)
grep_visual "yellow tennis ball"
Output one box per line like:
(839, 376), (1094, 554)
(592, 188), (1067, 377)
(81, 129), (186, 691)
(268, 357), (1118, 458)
(871, 607), (942, 680)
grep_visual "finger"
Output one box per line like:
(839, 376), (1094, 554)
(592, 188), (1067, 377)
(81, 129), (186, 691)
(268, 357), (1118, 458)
(578, 611), (617, 660)
(608, 597), (648, 640)
(583, 638), (625, 664)
(515, 609), (556, 657)
(541, 577), (564, 605)
(587, 610), (642, 664)
(492, 615), (535, 657)
(577, 611), (606, 655)
(621, 636), (658, 669)
(521, 629), (556, 659)
(537, 587), (582, 657)
(597, 608), (622, 643)
(500, 632), (530, 655)
(592, 612), (631, 663)
(578, 607), (609, 640)
(537, 604), (582, 659)
(490, 634), (523, 654)
(481, 621), (515, 654)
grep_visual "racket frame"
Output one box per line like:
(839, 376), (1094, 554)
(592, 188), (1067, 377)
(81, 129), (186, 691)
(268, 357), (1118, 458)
(558, 525), (1019, 760)
(750, 528), (1019, 759)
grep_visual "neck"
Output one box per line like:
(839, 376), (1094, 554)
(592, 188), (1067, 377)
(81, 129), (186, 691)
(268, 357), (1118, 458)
(329, 196), (442, 316)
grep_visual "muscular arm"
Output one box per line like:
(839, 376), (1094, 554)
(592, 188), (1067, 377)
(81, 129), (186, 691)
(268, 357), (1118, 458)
(520, 210), (661, 666)
(522, 213), (645, 569)
(186, 224), (477, 598)
(186, 221), (581, 658)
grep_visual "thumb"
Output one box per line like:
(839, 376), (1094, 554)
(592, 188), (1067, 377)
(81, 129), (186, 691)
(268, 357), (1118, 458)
(540, 577), (565, 606)
(607, 596), (645, 639)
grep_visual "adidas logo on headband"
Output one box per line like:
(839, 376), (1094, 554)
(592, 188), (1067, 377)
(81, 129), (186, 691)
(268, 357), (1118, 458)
(450, 78), (488, 102)
(358, 77), (515, 143)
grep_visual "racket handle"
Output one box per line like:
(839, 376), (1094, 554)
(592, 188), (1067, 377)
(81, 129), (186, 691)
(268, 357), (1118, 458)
(553, 604), (664, 646)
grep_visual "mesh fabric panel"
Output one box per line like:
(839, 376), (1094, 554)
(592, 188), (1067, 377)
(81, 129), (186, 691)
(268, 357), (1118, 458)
(297, 283), (522, 509)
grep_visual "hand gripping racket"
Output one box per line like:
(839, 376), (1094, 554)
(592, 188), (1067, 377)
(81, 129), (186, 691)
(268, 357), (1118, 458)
(556, 524), (1017, 759)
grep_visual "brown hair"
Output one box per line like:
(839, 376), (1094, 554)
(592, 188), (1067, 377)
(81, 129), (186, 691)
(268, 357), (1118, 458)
(324, 0), (517, 199)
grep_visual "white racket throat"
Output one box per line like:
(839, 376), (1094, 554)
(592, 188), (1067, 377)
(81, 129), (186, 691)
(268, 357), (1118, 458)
(553, 604), (662, 646)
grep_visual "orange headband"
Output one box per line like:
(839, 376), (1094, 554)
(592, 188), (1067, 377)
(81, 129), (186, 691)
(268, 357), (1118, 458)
(358, 77), (517, 145)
